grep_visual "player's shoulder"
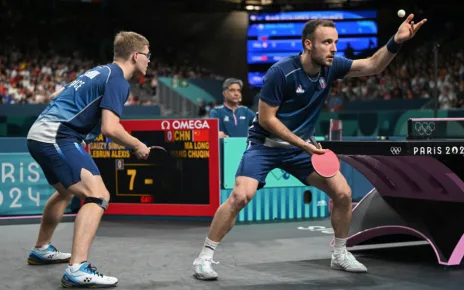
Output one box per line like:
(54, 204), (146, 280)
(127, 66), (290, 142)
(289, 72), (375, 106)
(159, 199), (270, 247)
(269, 54), (300, 76)
(98, 63), (129, 87)
(325, 55), (353, 78)
(76, 63), (119, 81)
(99, 63), (125, 78)
(331, 55), (353, 68)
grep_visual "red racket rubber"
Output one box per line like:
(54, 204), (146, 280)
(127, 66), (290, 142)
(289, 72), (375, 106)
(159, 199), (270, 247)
(312, 149), (340, 178)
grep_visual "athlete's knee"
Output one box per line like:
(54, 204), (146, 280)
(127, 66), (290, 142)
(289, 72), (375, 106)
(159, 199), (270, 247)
(75, 184), (110, 201)
(70, 169), (110, 202)
(85, 189), (110, 202)
(228, 188), (254, 210)
(83, 196), (109, 211)
(332, 186), (352, 205)
(52, 183), (75, 201)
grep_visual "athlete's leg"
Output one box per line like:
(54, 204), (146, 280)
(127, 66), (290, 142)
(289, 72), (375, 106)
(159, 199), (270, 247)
(35, 184), (74, 249)
(282, 149), (366, 272)
(306, 171), (367, 272)
(27, 184), (75, 265)
(208, 176), (259, 242)
(279, 149), (352, 239)
(66, 169), (110, 265)
(193, 141), (276, 280)
(27, 140), (74, 265)
(306, 172), (352, 239)
(27, 140), (117, 287)
(194, 178), (260, 280)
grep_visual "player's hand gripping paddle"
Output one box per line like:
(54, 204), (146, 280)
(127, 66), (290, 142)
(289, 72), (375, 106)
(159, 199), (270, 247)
(131, 145), (167, 158)
(309, 137), (340, 178)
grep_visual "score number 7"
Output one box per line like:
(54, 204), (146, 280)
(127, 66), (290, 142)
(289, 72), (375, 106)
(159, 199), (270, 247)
(127, 169), (136, 191)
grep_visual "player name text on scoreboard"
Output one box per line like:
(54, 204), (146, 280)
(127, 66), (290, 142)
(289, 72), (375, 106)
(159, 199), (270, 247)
(165, 129), (210, 159)
(89, 134), (131, 159)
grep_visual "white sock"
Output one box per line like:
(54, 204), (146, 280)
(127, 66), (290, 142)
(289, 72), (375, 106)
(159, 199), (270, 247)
(333, 237), (347, 255)
(69, 261), (87, 271)
(198, 237), (219, 259)
(35, 243), (50, 250)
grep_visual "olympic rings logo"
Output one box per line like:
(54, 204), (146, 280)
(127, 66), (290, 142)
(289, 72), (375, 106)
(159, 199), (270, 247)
(390, 147), (402, 155)
(414, 121), (435, 136)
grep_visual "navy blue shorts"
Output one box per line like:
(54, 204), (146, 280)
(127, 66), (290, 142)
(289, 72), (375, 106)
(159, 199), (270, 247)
(235, 141), (314, 189)
(27, 139), (100, 189)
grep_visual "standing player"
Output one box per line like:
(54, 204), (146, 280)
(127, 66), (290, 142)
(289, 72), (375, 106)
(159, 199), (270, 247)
(209, 78), (255, 138)
(193, 14), (427, 279)
(26, 31), (152, 288)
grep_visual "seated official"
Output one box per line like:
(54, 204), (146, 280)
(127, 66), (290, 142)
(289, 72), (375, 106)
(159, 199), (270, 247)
(209, 78), (255, 138)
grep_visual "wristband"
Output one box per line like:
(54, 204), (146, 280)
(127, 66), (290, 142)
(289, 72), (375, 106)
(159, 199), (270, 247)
(387, 36), (402, 54)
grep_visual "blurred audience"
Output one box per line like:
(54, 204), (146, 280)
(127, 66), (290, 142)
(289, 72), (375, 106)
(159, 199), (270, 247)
(0, 47), (222, 105)
(324, 46), (464, 111)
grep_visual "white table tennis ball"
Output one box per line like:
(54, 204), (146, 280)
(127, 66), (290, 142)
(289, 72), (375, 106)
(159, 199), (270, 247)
(397, 9), (406, 18)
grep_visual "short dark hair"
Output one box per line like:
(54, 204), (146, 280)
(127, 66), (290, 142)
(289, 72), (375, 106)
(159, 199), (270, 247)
(301, 19), (336, 50)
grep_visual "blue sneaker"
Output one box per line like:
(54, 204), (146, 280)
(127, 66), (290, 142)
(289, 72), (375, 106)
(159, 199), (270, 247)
(61, 262), (118, 288)
(27, 244), (71, 265)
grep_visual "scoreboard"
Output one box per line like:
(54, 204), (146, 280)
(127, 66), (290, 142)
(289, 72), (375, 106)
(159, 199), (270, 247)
(247, 10), (378, 87)
(87, 119), (220, 217)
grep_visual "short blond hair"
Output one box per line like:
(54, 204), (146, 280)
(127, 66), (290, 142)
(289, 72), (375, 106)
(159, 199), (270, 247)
(113, 31), (149, 60)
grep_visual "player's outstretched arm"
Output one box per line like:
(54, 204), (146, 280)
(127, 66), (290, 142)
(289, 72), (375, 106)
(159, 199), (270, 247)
(346, 13), (427, 78)
(258, 100), (325, 155)
(101, 109), (149, 159)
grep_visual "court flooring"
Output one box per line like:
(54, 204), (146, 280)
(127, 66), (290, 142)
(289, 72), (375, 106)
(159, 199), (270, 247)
(1, 216), (462, 289)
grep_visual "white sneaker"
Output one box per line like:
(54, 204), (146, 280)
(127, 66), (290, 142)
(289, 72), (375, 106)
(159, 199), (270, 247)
(27, 244), (71, 265)
(331, 249), (368, 273)
(61, 262), (118, 288)
(193, 257), (219, 280)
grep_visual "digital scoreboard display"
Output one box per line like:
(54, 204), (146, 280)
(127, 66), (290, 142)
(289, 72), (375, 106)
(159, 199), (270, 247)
(87, 119), (220, 217)
(247, 10), (378, 88)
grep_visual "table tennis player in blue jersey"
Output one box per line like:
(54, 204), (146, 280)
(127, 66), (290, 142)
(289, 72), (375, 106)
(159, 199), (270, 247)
(26, 31), (152, 288)
(193, 15), (427, 280)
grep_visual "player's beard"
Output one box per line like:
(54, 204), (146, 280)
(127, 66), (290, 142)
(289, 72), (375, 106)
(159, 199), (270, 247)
(311, 54), (330, 67)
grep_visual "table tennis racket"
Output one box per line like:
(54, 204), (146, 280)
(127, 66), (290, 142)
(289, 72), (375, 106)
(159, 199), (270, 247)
(148, 145), (167, 152)
(131, 145), (167, 157)
(309, 137), (340, 178)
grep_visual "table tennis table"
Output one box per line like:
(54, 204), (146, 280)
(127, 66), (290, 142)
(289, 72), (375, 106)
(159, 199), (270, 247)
(321, 118), (464, 266)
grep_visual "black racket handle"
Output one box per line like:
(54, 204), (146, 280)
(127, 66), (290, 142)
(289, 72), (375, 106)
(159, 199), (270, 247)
(309, 136), (321, 149)
(130, 145), (166, 155)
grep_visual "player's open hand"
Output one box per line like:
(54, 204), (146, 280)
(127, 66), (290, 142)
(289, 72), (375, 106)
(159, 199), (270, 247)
(394, 14), (427, 43)
(134, 142), (150, 160)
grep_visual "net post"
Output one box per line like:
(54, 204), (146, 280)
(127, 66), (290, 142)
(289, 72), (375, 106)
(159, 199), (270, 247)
(407, 118), (413, 140)
(329, 119), (343, 141)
